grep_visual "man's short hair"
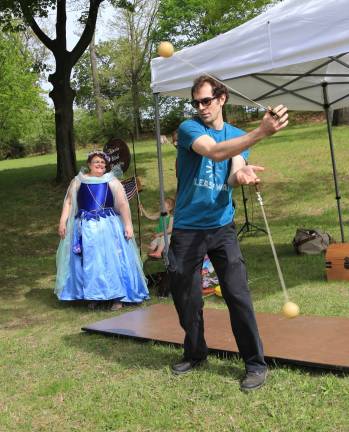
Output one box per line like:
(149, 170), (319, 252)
(191, 75), (229, 105)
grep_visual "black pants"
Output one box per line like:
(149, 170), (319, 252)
(168, 222), (266, 372)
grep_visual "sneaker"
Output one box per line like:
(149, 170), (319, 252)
(171, 358), (207, 375)
(240, 369), (268, 392)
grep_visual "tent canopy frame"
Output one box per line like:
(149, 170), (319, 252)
(151, 0), (349, 257)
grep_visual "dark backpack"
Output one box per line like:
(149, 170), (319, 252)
(147, 271), (171, 297)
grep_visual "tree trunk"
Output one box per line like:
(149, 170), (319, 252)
(19, 0), (105, 184)
(49, 67), (77, 184)
(332, 107), (349, 126)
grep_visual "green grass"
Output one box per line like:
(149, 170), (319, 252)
(1, 122), (349, 432)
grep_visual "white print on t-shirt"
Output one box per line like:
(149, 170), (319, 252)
(205, 160), (214, 179)
(193, 177), (229, 191)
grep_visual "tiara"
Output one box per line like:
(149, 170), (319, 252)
(87, 150), (110, 162)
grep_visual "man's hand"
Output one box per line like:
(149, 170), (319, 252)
(258, 104), (288, 137)
(235, 165), (264, 185)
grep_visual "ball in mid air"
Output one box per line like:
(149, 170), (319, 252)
(282, 301), (300, 318)
(158, 41), (174, 58)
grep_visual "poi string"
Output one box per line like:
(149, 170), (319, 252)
(254, 184), (289, 303)
(172, 54), (271, 112)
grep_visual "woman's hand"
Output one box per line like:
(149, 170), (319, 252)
(58, 221), (67, 239)
(124, 224), (134, 240)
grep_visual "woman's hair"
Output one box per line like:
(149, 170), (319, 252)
(191, 75), (229, 105)
(86, 150), (111, 173)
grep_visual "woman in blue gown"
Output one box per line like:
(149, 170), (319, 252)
(55, 150), (149, 310)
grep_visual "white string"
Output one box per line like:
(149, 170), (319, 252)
(255, 189), (289, 302)
(175, 55), (267, 110)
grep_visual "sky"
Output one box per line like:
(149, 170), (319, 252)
(40, 2), (118, 49)
(65, 2), (118, 50)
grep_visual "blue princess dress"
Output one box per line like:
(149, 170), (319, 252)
(55, 174), (149, 303)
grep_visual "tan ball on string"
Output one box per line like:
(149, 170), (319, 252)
(282, 301), (300, 318)
(158, 41), (175, 58)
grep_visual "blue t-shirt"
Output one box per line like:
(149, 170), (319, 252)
(174, 117), (249, 229)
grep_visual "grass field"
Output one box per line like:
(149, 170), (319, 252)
(0, 121), (349, 431)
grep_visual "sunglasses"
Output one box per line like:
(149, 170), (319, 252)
(190, 96), (218, 109)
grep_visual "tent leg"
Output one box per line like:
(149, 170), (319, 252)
(154, 93), (170, 266)
(322, 83), (345, 242)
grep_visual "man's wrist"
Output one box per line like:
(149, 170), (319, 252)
(248, 126), (269, 142)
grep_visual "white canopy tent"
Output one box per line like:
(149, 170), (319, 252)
(151, 0), (349, 251)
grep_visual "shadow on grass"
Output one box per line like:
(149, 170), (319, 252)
(63, 330), (244, 379)
(0, 287), (68, 329)
(268, 358), (348, 377)
(64, 322), (348, 378)
(25, 287), (79, 309)
(0, 147), (343, 334)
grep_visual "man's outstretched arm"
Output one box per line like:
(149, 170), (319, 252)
(192, 105), (288, 162)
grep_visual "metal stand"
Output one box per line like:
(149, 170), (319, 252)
(322, 82), (345, 242)
(237, 185), (267, 239)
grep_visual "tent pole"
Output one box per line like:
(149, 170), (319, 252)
(154, 93), (170, 266)
(322, 82), (345, 242)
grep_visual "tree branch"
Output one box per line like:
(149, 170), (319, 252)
(70, 0), (103, 67)
(19, 0), (55, 51)
(134, 1), (158, 77)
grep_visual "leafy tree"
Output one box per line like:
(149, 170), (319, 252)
(155, 0), (279, 48)
(21, 26), (52, 77)
(110, 0), (159, 139)
(0, 0), (133, 183)
(72, 40), (135, 143)
(73, 0), (159, 140)
(72, 40), (126, 110)
(72, 50), (96, 110)
(0, 31), (51, 159)
(89, 31), (103, 125)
